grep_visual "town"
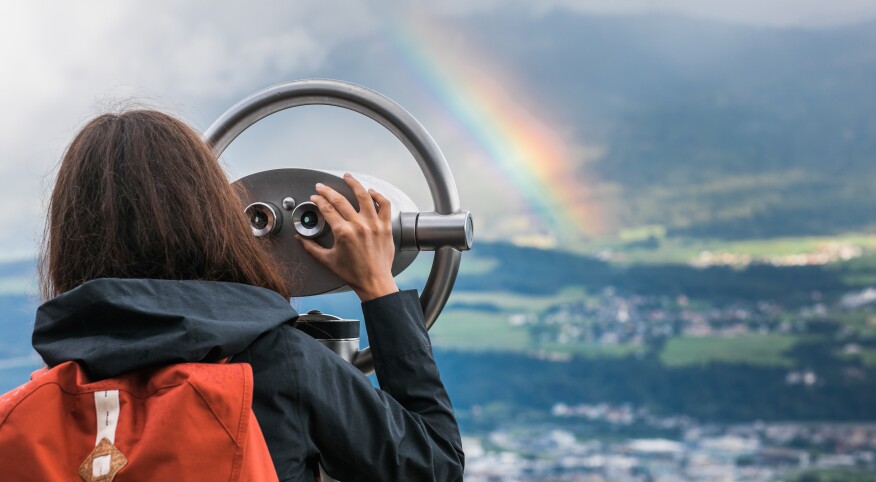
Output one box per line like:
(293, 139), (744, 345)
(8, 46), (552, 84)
(463, 402), (876, 481)
(515, 284), (874, 356)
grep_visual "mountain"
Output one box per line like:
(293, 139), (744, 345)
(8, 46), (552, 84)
(504, 14), (875, 238)
(415, 14), (876, 239)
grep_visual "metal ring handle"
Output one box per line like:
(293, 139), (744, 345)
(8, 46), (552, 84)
(204, 79), (463, 375)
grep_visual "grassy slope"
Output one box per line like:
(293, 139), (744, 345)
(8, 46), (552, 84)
(429, 310), (530, 352)
(570, 233), (876, 265)
(660, 334), (799, 367)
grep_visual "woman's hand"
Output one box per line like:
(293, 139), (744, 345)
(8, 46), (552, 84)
(297, 173), (399, 302)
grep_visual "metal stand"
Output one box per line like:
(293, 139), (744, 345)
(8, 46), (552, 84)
(296, 310), (363, 482)
(205, 79), (471, 375)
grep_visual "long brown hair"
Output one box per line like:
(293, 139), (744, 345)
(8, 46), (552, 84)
(39, 109), (290, 300)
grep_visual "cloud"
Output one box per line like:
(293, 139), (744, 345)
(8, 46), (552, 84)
(1, 0), (874, 256)
(546, 0), (876, 27)
(411, 0), (876, 28)
(0, 1), (382, 254)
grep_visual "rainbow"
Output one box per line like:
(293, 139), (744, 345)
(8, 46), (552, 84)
(389, 17), (605, 242)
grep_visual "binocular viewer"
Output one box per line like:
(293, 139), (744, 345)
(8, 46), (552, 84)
(237, 168), (473, 297)
(205, 79), (473, 378)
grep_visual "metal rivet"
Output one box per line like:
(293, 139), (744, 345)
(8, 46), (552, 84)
(282, 197), (296, 210)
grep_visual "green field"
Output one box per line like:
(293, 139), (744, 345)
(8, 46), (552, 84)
(445, 286), (591, 313)
(830, 309), (876, 336)
(832, 254), (876, 287)
(838, 346), (876, 367)
(434, 315), (807, 366)
(434, 287), (629, 356)
(538, 342), (644, 358)
(429, 310), (530, 351)
(860, 350), (876, 367)
(549, 232), (876, 266)
(431, 308), (647, 359)
(782, 467), (876, 482)
(660, 334), (799, 367)
(595, 233), (876, 266)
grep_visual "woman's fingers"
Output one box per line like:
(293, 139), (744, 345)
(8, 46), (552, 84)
(297, 235), (331, 264)
(343, 173), (377, 218)
(310, 194), (345, 229)
(369, 189), (392, 223)
(300, 178), (399, 302)
(315, 183), (358, 220)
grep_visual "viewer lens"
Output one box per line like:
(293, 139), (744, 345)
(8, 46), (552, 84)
(243, 202), (282, 237)
(292, 201), (326, 238)
(250, 209), (269, 230)
(301, 211), (319, 229)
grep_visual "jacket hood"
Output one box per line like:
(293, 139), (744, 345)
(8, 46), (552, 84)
(33, 278), (298, 379)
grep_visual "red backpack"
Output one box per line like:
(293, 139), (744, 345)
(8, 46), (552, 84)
(0, 361), (279, 482)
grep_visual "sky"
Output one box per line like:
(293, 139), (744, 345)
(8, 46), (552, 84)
(1, 0), (875, 259)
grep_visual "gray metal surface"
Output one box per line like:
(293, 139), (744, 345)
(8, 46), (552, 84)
(234, 168), (421, 296)
(414, 211), (474, 251)
(398, 212), (420, 251)
(316, 338), (360, 364)
(205, 79), (466, 376)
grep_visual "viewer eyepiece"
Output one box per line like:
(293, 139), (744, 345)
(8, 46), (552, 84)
(292, 201), (327, 238)
(244, 202), (282, 237)
(301, 210), (319, 229)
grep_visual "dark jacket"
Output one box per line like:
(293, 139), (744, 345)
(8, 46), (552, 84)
(32, 278), (464, 482)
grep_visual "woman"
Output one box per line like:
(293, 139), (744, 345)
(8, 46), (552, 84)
(29, 110), (464, 481)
